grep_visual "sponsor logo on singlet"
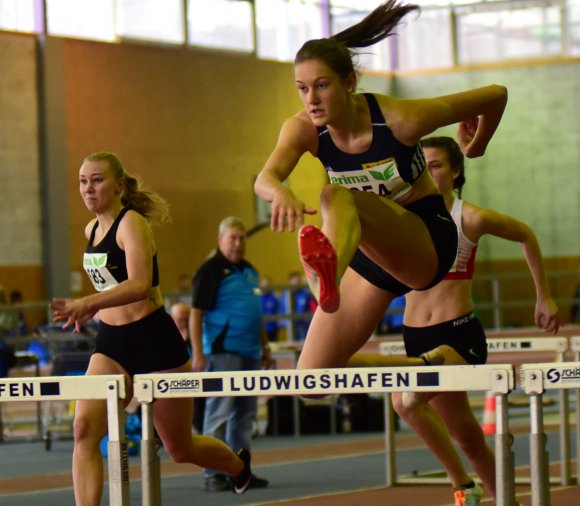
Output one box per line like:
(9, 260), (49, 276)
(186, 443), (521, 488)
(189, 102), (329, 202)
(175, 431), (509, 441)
(327, 157), (412, 200)
(83, 253), (119, 292)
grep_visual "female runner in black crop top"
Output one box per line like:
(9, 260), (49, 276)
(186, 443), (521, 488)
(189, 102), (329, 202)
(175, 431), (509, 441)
(50, 152), (252, 504)
(254, 1), (507, 373)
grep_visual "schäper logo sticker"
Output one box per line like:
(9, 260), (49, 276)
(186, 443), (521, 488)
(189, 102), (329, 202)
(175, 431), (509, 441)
(546, 367), (580, 384)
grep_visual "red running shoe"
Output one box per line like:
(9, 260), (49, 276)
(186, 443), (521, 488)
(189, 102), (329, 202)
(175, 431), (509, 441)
(298, 225), (339, 313)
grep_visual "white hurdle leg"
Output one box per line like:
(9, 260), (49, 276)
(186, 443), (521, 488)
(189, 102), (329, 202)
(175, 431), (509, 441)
(141, 402), (161, 506)
(557, 389), (571, 485)
(577, 387), (580, 485)
(529, 393), (550, 506)
(495, 393), (516, 506)
(383, 393), (396, 486)
(106, 379), (130, 506)
(135, 379), (161, 506)
(574, 343), (580, 484)
(525, 369), (551, 506)
(491, 368), (517, 506)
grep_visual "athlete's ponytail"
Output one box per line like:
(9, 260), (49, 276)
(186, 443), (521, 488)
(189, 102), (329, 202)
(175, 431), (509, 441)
(83, 151), (171, 225)
(332, 0), (420, 49)
(294, 1), (420, 82)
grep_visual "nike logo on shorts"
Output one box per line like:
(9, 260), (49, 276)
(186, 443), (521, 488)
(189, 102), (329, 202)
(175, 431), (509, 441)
(437, 213), (453, 223)
(468, 348), (481, 358)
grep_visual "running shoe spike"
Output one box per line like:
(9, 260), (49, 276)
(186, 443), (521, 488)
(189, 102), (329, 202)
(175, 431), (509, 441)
(298, 225), (339, 313)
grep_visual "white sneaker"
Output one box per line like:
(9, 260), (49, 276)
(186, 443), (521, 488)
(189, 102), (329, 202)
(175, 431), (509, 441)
(454, 484), (482, 506)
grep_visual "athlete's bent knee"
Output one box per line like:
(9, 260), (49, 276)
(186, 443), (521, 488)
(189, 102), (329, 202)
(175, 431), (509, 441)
(72, 415), (102, 444)
(319, 184), (352, 207)
(401, 392), (421, 409)
(392, 391), (422, 417)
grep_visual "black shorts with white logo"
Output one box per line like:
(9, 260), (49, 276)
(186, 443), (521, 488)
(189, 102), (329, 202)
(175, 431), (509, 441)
(402, 312), (487, 365)
(95, 306), (190, 377)
(349, 194), (458, 296)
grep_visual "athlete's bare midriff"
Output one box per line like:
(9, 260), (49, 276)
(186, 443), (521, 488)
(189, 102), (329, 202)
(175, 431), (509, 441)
(404, 279), (474, 327)
(98, 286), (164, 326)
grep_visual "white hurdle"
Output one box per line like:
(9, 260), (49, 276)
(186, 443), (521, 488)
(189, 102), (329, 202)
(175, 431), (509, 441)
(379, 336), (571, 486)
(134, 365), (515, 506)
(0, 374), (128, 505)
(521, 362), (580, 506)
(569, 336), (580, 486)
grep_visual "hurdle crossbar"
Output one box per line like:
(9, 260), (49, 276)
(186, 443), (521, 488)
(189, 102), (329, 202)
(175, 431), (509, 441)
(522, 362), (580, 506)
(379, 336), (568, 357)
(0, 375), (129, 506)
(380, 336), (571, 487)
(134, 365), (515, 506)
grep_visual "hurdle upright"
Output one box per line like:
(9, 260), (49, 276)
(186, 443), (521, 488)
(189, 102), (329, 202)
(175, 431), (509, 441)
(379, 336), (570, 486)
(568, 336), (580, 485)
(521, 361), (580, 506)
(0, 374), (128, 505)
(134, 365), (515, 506)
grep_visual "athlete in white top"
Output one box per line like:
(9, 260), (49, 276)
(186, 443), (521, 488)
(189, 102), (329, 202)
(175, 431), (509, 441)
(396, 136), (561, 506)
(349, 136), (560, 506)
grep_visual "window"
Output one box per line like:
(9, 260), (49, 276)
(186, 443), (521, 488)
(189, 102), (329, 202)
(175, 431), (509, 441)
(256, 0), (324, 61)
(568, 1), (580, 56)
(457, 4), (562, 64)
(46, 0), (116, 41)
(188, 0), (254, 52)
(2, 0), (577, 69)
(0, 0), (36, 32)
(392, 6), (453, 71)
(116, 0), (184, 44)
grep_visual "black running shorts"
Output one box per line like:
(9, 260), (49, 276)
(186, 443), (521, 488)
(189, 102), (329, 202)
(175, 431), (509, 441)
(349, 194), (458, 296)
(402, 312), (487, 365)
(95, 306), (190, 376)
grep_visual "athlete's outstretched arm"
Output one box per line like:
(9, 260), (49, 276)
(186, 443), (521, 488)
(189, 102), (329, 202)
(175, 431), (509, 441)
(385, 84), (507, 157)
(470, 206), (561, 333)
(254, 116), (318, 232)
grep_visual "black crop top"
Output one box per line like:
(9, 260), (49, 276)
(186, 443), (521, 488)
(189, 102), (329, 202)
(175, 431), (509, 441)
(83, 207), (160, 292)
(316, 93), (425, 201)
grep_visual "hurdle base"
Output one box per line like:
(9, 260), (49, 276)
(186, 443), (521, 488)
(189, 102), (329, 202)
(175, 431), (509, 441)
(141, 438), (161, 506)
(107, 440), (130, 504)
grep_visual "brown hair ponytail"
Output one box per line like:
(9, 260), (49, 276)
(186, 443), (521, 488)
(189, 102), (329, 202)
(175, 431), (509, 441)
(295, 1), (420, 82)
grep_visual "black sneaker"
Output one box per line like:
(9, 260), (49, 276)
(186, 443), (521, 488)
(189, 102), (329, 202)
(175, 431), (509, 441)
(231, 448), (252, 494)
(203, 474), (230, 492)
(249, 474), (269, 489)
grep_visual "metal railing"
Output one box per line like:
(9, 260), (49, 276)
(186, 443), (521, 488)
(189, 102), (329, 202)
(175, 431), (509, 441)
(473, 270), (579, 329)
(1, 269), (577, 350)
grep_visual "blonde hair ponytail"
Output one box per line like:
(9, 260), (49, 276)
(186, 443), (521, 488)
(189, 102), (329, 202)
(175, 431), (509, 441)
(84, 151), (171, 226)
